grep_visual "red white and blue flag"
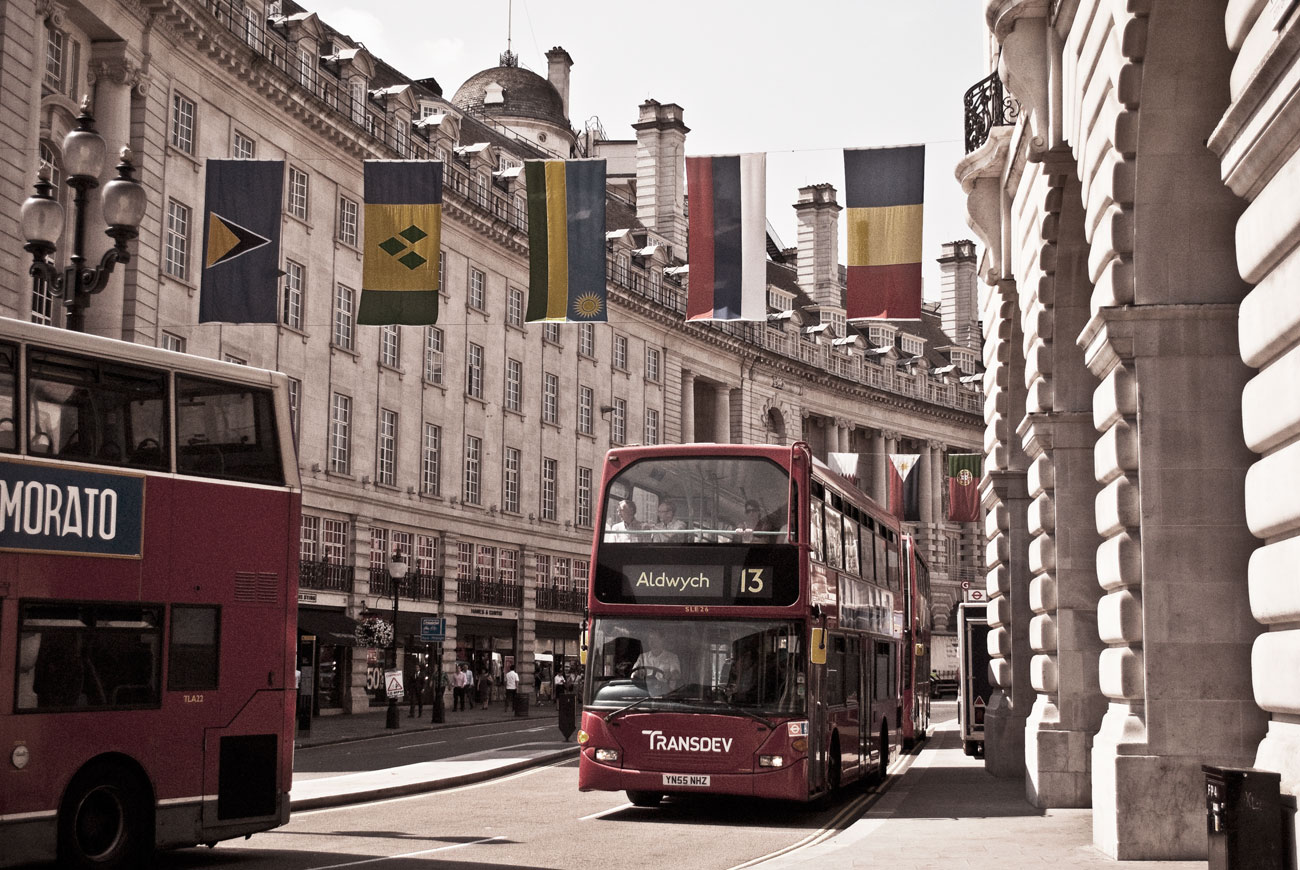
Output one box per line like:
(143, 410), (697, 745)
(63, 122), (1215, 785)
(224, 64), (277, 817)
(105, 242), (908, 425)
(686, 153), (766, 321)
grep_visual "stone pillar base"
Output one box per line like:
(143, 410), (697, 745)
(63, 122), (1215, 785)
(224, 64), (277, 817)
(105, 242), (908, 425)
(1091, 744), (1206, 860)
(1025, 698), (1093, 808)
(983, 694), (1028, 779)
(1255, 721), (1300, 868)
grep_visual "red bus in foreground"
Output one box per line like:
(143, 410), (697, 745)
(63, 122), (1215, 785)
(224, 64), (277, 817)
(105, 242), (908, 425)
(576, 442), (930, 806)
(0, 318), (300, 868)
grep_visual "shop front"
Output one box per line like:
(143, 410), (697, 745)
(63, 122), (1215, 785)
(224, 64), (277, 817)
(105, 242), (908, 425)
(296, 606), (359, 717)
(455, 614), (517, 707)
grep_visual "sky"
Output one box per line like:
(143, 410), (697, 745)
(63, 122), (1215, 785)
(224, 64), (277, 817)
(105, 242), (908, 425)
(302, 1), (988, 299)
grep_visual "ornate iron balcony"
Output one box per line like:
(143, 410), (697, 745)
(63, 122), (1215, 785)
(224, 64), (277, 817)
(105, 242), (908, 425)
(964, 72), (1019, 153)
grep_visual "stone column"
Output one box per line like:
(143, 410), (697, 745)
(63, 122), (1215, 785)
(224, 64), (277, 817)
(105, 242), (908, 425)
(714, 382), (730, 443)
(919, 441), (934, 525)
(872, 429), (888, 505)
(680, 370), (695, 442)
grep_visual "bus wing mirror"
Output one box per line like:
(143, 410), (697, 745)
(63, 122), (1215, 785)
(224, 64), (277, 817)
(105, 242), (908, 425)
(810, 628), (827, 665)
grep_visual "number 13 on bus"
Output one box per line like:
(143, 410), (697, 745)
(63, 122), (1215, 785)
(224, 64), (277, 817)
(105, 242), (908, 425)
(575, 442), (932, 807)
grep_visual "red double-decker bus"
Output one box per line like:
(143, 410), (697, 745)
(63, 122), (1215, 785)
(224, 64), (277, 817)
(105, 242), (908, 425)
(900, 535), (932, 749)
(576, 442), (929, 806)
(0, 318), (300, 868)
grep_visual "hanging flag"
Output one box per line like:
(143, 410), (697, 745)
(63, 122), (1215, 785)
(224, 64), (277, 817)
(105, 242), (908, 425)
(948, 453), (983, 523)
(828, 452), (864, 488)
(524, 158), (607, 321)
(686, 153), (766, 320)
(360, 160), (442, 325)
(843, 145), (925, 321)
(888, 454), (920, 521)
(199, 160), (284, 323)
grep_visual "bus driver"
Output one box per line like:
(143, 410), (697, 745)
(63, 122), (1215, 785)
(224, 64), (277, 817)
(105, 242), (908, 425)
(632, 629), (681, 693)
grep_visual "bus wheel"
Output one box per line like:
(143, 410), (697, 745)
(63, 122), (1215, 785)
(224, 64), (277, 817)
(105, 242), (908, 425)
(58, 762), (151, 869)
(626, 790), (663, 807)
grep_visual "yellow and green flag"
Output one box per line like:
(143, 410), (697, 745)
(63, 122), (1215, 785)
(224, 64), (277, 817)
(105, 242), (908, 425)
(524, 159), (607, 321)
(360, 160), (441, 325)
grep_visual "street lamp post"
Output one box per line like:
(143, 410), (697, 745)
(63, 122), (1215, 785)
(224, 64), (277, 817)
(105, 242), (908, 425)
(20, 98), (147, 332)
(385, 549), (408, 730)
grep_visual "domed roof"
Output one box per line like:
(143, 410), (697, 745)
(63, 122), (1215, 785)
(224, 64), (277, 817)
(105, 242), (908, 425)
(451, 61), (568, 128)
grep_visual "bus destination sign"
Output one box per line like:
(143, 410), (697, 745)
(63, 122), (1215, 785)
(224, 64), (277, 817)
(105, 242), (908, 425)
(0, 460), (145, 558)
(597, 546), (799, 607)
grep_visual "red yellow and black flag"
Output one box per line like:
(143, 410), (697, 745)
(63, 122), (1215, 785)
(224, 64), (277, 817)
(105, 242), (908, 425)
(844, 145), (925, 321)
(360, 160), (442, 325)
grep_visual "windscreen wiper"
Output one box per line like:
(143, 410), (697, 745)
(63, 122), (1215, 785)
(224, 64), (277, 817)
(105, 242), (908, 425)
(605, 691), (656, 724)
(723, 705), (775, 730)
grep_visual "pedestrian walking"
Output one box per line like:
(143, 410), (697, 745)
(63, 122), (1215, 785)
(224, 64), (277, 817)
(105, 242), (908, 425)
(477, 669), (492, 710)
(407, 665), (426, 718)
(452, 664), (467, 711)
(504, 663), (519, 712)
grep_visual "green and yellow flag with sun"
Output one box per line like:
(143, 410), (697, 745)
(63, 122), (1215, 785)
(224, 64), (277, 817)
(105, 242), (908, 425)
(524, 158), (607, 322)
(359, 160), (441, 325)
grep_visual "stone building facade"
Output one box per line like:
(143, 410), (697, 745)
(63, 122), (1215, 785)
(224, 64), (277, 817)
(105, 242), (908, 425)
(959, 0), (1300, 863)
(6, 0), (983, 724)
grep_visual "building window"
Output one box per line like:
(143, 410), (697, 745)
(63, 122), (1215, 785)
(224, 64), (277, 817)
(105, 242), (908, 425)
(500, 549), (519, 584)
(333, 284), (355, 350)
(161, 332), (185, 353)
(300, 514), (321, 562)
(535, 553), (552, 588)
(31, 272), (55, 326)
(45, 25), (66, 92)
(233, 130), (255, 159)
(645, 408), (660, 445)
(505, 358), (522, 412)
(457, 541), (474, 581)
(282, 260), (304, 329)
(288, 166), (309, 220)
(424, 327), (444, 385)
(578, 386), (593, 435)
(223, 354), (246, 365)
(350, 80), (365, 126)
(613, 334), (628, 371)
(463, 435), (481, 505)
(541, 458), (557, 521)
(575, 559), (590, 592)
(476, 545), (497, 581)
(543, 372), (559, 424)
(503, 447), (520, 514)
(380, 325), (400, 368)
(615, 254), (629, 286)
(468, 267), (486, 310)
(171, 92), (196, 155)
(376, 408), (397, 486)
(543, 323), (561, 345)
(330, 393), (352, 474)
(611, 398), (626, 445)
(576, 466), (592, 527)
(466, 342), (483, 398)
(422, 423), (441, 496)
(901, 334), (926, 356)
(438, 250), (446, 295)
(164, 199), (190, 280)
(646, 347), (661, 383)
(578, 323), (595, 358)
(507, 286), (524, 326)
(338, 195), (358, 246)
(554, 557), (571, 588)
(417, 534), (439, 575)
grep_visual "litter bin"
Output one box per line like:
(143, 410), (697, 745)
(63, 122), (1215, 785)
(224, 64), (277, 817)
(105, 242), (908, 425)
(514, 691), (530, 717)
(557, 690), (579, 741)
(1203, 765), (1283, 870)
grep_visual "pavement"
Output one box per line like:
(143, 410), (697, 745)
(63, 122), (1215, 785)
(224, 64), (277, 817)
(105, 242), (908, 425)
(290, 699), (1209, 869)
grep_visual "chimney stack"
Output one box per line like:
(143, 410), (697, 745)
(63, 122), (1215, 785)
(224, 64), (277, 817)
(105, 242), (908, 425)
(546, 47), (573, 122)
(633, 100), (689, 251)
(938, 240), (980, 349)
(794, 184), (842, 308)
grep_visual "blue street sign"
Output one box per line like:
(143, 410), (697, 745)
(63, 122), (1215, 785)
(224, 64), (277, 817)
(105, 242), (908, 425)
(420, 617), (446, 643)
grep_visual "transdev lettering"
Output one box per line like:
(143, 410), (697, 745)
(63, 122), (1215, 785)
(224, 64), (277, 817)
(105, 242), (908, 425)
(634, 571), (713, 590)
(0, 480), (120, 540)
(642, 729), (733, 753)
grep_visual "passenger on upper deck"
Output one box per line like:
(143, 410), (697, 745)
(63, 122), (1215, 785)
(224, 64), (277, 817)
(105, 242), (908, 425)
(653, 501), (690, 543)
(607, 500), (644, 542)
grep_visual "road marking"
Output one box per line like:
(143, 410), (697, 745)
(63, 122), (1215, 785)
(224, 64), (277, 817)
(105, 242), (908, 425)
(398, 740), (446, 749)
(579, 802), (632, 821)
(304, 836), (504, 869)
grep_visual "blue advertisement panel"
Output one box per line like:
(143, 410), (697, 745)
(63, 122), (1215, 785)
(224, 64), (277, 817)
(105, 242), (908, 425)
(0, 460), (145, 557)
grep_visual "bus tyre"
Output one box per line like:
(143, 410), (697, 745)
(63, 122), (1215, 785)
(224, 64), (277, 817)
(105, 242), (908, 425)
(626, 790), (663, 807)
(58, 762), (152, 870)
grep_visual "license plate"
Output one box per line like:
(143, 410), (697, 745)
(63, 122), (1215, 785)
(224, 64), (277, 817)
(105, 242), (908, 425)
(662, 774), (710, 787)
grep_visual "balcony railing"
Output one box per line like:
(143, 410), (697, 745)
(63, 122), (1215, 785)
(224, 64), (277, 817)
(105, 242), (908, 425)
(457, 574), (524, 608)
(299, 561), (353, 593)
(536, 585), (587, 614)
(368, 568), (444, 603)
(964, 72), (1019, 153)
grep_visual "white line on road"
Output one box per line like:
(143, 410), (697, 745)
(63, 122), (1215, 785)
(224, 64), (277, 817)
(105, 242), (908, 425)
(304, 836), (504, 869)
(579, 802), (632, 821)
(398, 740), (446, 749)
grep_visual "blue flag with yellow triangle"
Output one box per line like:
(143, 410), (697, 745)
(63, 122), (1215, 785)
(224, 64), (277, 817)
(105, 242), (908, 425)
(199, 159), (284, 323)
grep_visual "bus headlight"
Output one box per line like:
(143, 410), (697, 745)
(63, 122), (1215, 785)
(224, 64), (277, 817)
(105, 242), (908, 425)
(576, 730), (590, 745)
(11, 745), (29, 770)
(594, 748), (620, 763)
(758, 755), (785, 768)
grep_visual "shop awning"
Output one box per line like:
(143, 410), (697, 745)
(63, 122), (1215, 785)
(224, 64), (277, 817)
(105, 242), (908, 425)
(298, 608), (360, 647)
